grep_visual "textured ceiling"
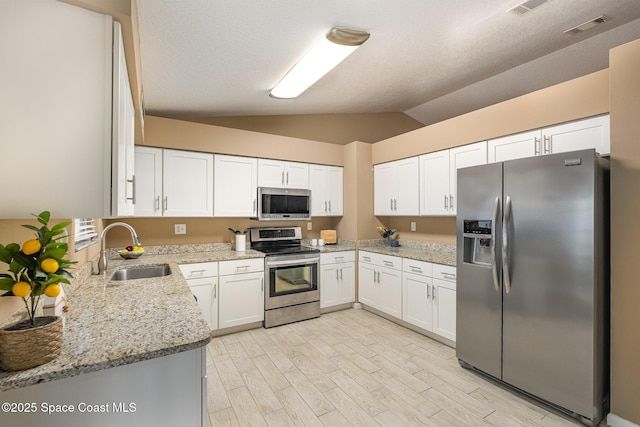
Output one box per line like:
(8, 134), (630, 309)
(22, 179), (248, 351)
(136, 0), (640, 126)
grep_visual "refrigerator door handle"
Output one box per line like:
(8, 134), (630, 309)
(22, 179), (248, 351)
(491, 196), (500, 292)
(502, 195), (512, 294)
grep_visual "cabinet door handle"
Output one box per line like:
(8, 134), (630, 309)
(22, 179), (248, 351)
(163, 196), (168, 211)
(427, 284), (431, 299)
(328, 200), (331, 213)
(281, 171), (285, 186)
(154, 196), (160, 212)
(543, 135), (551, 154)
(390, 199), (394, 211)
(432, 286), (436, 301)
(339, 268), (343, 280)
(325, 201), (328, 213)
(286, 171), (289, 185)
(393, 199), (397, 211)
(261, 278), (264, 293)
(534, 137), (541, 155)
(449, 195), (453, 211)
(253, 199), (256, 214)
(444, 195), (448, 210)
(336, 269), (339, 280)
(213, 283), (217, 299)
(126, 175), (136, 204)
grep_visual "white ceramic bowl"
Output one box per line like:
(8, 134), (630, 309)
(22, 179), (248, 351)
(119, 249), (145, 259)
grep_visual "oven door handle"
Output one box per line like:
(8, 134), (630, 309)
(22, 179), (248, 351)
(265, 257), (320, 267)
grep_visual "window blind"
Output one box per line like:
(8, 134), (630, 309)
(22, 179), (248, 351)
(74, 218), (98, 250)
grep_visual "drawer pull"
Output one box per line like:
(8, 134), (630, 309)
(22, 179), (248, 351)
(410, 266), (422, 273)
(383, 260), (394, 267)
(441, 272), (456, 280)
(188, 269), (206, 277)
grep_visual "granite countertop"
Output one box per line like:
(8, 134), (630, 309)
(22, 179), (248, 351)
(358, 240), (456, 266)
(0, 246), (265, 392)
(303, 240), (356, 254)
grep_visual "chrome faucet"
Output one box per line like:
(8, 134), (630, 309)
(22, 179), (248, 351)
(97, 222), (141, 274)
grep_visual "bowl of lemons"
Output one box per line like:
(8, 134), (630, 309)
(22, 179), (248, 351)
(119, 246), (145, 259)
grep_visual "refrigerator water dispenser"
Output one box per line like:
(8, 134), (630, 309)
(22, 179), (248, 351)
(463, 220), (492, 266)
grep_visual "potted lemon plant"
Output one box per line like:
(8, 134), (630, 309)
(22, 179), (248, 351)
(0, 211), (75, 371)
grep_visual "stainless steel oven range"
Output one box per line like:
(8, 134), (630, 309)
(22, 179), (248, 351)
(249, 226), (320, 328)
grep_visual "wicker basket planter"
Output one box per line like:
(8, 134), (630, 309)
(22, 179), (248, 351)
(0, 316), (62, 371)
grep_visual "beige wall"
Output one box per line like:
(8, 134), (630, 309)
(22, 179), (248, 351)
(183, 113), (424, 145)
(372, 70), (610, 165)
(143, 116), (345, 166)
(609, 38), (640, 425)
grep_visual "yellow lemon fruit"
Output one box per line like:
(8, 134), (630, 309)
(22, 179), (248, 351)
(12, 281), (31, 298)
(22, 239), (41, 255)
(44, 284), (61, 298)
(41, 258), (59, 273)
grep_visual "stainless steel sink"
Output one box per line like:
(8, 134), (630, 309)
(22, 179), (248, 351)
(110, 264), (172, 281)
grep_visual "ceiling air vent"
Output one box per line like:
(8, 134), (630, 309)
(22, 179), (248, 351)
(564, 15), (608, 35)
(508, 0), (547, 16)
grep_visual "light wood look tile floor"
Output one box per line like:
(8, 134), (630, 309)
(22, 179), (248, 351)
(205, 309), (599, 427)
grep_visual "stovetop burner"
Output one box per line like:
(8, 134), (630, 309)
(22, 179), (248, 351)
(249, 226), (319, 256)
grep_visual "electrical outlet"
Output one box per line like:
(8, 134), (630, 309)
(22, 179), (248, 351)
(410, 221), (417, 232)
(174, 224), (187, 235)
(307, 222), (312, 230)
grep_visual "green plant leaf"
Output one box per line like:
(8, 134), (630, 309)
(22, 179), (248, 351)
(43, 247), (66, 260)
(0, 245), (13, 264)
(51, 221), (71, 231)
(36, 211), (51, 225)
(22, 224), (40, 233)
(0, 277), (16, 291)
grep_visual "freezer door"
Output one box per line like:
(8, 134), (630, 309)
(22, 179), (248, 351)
(456, 162), (503, 379)
(502, 150), (597, 418)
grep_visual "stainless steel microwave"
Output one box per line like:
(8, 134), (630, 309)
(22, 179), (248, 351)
(256, 187), (311, 221)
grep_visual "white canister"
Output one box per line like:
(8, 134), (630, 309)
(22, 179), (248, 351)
(235, 234), (246, 252)
(310, 239), (318, 246)
(318, 239), (325, 246)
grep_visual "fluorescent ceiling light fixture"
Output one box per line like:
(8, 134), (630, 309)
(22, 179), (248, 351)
(270, 27), (370, 99)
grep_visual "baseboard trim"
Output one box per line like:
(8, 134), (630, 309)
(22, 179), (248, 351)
(608, 413), (640, 427)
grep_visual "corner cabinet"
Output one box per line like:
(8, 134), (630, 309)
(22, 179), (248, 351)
(419, 141), (487, 216)
(179, 262), (219, 330)
(374, 157), (419, 216)
(488, 115), (610, 163)
(214, 155), (258, 217)
(1, 3), (135, 218)
(320, 251), (355, 309)
(134, 147), (214, 217)
(258, 159), (309, 189)
(310, 165), (344, 217)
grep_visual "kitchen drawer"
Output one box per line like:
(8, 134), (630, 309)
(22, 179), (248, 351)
(219, 258), (264, 276)
(321, 251), (356, 265)
(433, 264), (456, 283)
(402, 258), (433, 277)
(179, 262), (218, 279)
(359, 251), (402, 270)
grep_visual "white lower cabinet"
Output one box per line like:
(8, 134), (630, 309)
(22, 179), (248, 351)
(320, 251), (355, 309)
(432, 264), (457, 342)
(402, 259), (434, 331)
(179, 262), (219, 330)
(358, 251), (402, 319)
(218, 259), (264, 329)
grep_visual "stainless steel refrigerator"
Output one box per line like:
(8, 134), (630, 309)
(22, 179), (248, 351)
(456, 149), (609, 426)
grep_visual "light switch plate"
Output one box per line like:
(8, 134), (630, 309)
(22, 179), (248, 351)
(410, 221), (416, 232)
(307, 222), (312, 230)
(175, 224), (187, 235)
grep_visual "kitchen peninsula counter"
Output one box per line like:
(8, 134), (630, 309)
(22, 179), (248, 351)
(0, 245), (265, 392)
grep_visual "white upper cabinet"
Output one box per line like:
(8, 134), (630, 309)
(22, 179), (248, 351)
(374, 157), (419, 216)
(214, 155), (258, 217)
(134, 146), (163, 217)
(420, 142), (487, 216)
(258, 159), (309, 189)
(1, 2), (133, 218)
(310, 165), (343, 217)
(487, 130), (540, 163)
(162, 150), (214, 217)
(134, 148), (214, 217)
(111, 21), (135, 217)
(542, 115), (610, 156)
(488, 115), (610, 163)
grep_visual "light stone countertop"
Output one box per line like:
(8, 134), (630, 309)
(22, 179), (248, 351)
(358, 240), (457, 266)
(0, 246), (265, 392)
